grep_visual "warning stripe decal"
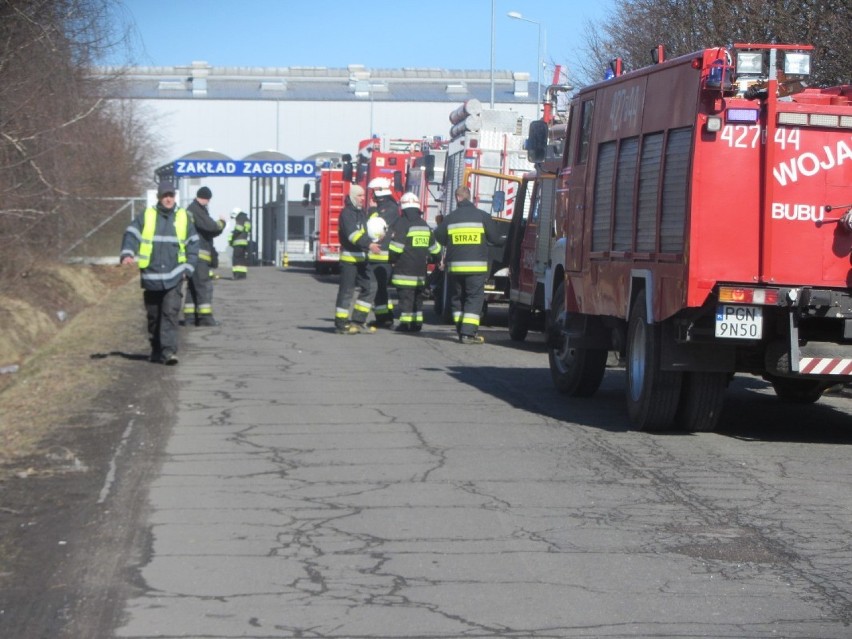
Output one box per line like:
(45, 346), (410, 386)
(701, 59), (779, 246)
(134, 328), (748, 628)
(799, 357), (852, 375)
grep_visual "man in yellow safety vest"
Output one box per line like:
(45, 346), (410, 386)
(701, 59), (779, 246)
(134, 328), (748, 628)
(120, 181), (199, 365)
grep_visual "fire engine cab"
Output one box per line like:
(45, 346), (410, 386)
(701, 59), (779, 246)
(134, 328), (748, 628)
(505, 70), (572, 341)
(525, 43), (852, 433)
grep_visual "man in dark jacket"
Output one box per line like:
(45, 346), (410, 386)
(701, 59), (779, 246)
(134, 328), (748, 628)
(334, 184), (381, 334)
(366, 177), (400, 328)
(183, 186), (225, 326)
(433, 186), (505, 344)
(120, 181), (199, 364)
(387, 192), (441, 332)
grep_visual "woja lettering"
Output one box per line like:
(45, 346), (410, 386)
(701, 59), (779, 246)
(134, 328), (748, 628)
(773, 138), (852, 186)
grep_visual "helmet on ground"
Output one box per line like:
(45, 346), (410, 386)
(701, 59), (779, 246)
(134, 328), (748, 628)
(366, 216), (388, 241)
(368, 177), (392, 198)
(400, 192), (421, 210)
(231, 207), (242, 219)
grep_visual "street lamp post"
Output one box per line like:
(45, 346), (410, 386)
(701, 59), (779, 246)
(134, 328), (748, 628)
(507, 10), (544, 119)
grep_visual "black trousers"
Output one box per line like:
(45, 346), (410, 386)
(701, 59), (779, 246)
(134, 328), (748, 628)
(449, 272), (486, 337)
(184, 260), (214, 321)
(335, 261), (374, 327)
(232, 245), (248, 278)
(395, 286), (425, 329)
(370, 262), (394, 323)
(144, 284), (183, 358)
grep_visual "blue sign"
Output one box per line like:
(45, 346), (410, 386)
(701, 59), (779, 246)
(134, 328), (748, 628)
(174, 159), (317, 178)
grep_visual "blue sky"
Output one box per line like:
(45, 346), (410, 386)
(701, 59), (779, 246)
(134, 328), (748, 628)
(109, 0), (614, 85)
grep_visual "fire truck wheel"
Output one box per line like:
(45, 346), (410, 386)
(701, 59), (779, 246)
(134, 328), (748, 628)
(766, 375), (826, 404)
(508, 302), (530, 342)
(547, 284), (607, 396)
(674, 372), (729, 432)
(625, 295), (683, 431)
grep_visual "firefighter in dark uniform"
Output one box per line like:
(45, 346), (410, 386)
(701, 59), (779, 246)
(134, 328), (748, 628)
(433, 185), (505, 344)
(183, 186), (225, 326)
(334, 184), (381, 334)
(229, 207), (251, 279)
(120, 181), (199, 364)
(366, 177), (400, 328)
(387, 192), (441, 332)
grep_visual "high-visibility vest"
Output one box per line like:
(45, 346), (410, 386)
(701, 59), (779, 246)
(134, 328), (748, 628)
(137, 207), (188, 269)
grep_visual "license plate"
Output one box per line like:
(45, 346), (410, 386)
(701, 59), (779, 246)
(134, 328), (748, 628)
(715, 305), (762, 339)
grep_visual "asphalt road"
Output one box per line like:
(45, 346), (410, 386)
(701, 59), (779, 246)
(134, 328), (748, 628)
(19, 265), (852, 638)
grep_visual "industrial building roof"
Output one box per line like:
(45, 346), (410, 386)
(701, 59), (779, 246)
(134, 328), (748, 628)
(95, 61), (537, 105)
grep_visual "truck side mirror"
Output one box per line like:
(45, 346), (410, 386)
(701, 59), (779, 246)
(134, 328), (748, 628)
(342, 163), (353, 182)
(393, 170), (403, 193)
(492, 190), (505, 213)
(527, 120), (549, 163)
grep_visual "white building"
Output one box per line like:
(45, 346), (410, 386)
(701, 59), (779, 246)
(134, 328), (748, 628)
(99, 61), (539, 263)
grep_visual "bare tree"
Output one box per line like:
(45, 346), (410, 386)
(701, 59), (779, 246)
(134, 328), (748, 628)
(0, 0), (158, 274)
(576, 0), (851, 87)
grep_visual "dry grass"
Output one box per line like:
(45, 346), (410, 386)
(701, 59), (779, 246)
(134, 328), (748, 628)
(0, 262), (143, 472)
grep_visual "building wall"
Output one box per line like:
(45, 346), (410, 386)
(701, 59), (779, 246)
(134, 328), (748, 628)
(135, 97), (536, 166)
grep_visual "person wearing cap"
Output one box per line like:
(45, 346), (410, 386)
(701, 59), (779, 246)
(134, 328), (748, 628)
(183, 186), (226, 326)
(387, 192), (441, 332)
(228, 207), (251, 280)
(366, 176), (400, 328)
(334, 184), (381, 334)
(120, 181), (199, 364)
(433, 185), (505, 344)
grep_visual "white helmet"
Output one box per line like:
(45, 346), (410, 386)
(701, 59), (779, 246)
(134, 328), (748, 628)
(366, 216), (388, 241)
(368, 177), (392, 198)
(231, 207), (242, 219)
(400, 192), (421, 210)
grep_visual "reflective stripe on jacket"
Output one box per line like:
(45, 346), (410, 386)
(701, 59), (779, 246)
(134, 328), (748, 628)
(229, 212), (251, 247)
(388, 210), (441, 287)
(139, 207), (188, 268)
(338, 200), (372, 263)
(120, 203), (199, 291)
(367, 197), (399, 263)
(433, 199), (505, 275)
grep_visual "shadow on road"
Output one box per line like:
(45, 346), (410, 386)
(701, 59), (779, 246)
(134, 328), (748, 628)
(90, 351), (150, 361)
(445, 364), (852, 444)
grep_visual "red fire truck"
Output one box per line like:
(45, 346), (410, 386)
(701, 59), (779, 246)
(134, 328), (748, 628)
(505, 70), (572, 341)
(528, 43), (852, 432)
(352, 136), (424, 198)
(311, 164), (347, 273)
(404, 137), (449, 226)
(310, 138), (426, 273)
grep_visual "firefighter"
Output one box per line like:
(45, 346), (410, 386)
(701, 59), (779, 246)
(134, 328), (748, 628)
(120, 180), (199, 365)
(434, 185), (505, 344)
(366, 176), (400, 328)
(334, 184), (381, 334)
(183, 186), (226, 326)
(229, 207), (251, 280)
(387, 192), (441, 332)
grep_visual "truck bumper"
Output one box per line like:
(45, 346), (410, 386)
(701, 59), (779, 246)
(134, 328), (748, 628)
(765, 338), (852, 380)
